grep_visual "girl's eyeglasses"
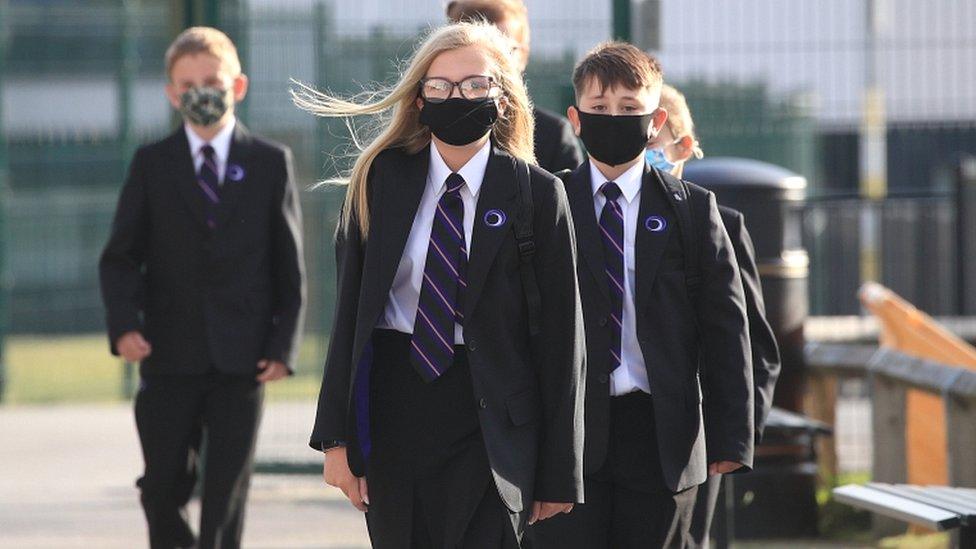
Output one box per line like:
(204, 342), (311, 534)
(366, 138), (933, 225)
(419, 75), (498, 103)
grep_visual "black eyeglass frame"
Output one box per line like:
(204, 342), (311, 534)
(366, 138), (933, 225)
(418, 75), (500, 103)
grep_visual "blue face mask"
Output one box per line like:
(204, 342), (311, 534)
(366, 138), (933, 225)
(645, 147), (676, 173)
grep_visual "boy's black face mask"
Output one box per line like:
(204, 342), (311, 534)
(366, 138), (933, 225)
(419, 97), (499, 146)
(577, 110), (656, 167)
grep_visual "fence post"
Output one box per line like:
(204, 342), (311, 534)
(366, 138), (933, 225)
(0, 0), (8, 403)
(805, 371), (838, 483)
(954, 155), (976, 314)
(118, 0), (137, 178)
(945, 372), (976, 488)
(870, 364), (907, 537)
(611, 0), (631, 41)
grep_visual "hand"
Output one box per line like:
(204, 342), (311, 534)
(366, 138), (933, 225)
(116, 331), (151, 363)
(323, 446), (368, 512)
(256, 360), (289, 383)
(528, 501), (574, 525)
(708, 461), (743, 475)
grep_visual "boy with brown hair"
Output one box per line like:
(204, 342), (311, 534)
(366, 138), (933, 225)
(529, 42), (754, 548)
(100, 26), (305, 549)
(446, 0), (583, 173)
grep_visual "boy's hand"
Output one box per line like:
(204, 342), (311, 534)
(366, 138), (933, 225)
(117, 331), (152, 363)
(708, 461), (744, 475)
(323, 446), (368, 512)
(528, 501), (574, 525)
(256, 360), (289, 383)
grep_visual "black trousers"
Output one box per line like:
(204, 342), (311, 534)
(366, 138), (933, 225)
(363, 329), (522, 549)
(529, 392), (698, 549)
(134, 372), (264, 549)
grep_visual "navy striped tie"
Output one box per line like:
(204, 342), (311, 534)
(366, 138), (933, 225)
(197, 144), (220, 230)
(599, 181), (625, 373)
(410, 173), (468, 382)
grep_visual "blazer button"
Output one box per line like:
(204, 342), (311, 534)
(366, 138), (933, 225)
(598, 373), (609, 384)
(599, 316), (608, 327)
(479, 398), (488, 409)
(468, 338), (477, 352)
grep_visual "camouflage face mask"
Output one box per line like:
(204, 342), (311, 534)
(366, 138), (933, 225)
(179, 86), (231, 127)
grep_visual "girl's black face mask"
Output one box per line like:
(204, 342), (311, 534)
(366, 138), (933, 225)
(419, 97), (499, 146)
(577, 110), (656, 167)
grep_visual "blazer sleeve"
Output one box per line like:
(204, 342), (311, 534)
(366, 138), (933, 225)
(309, 187), (368, 451)
(530, 171), (586, 503)
(263, 147), (307, 371)
(99, 147), (150, 355)
(694, 191), (755, 470)
(727, 213), (781, 442)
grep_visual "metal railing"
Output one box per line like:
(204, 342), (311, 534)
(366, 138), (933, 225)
(805, 341), (976, 536)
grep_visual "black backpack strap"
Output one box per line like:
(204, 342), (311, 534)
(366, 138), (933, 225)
(553, 168), (573, 182)
(660, 173), (703, 301)
(513, 159), (542, 337)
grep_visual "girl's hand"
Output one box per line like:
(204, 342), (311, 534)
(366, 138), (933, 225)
(323, 446), (368, 511)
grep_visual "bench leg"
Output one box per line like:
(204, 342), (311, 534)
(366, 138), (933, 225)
(958, 526), (975, 549)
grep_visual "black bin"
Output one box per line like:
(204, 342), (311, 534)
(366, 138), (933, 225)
(720, 408), (831, 540)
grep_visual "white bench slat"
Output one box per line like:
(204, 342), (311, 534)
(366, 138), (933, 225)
(868, 484), (976, 517)
(833, 485), (962, 530)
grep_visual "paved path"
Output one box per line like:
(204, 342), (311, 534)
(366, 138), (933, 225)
(0, 403), (873, 548)
(0, 403), (369, 548)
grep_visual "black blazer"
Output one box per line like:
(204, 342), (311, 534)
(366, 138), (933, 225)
(718, 206), (781, 442)
(533, 107), (584, 174)
(99, 123), (306, 375)
(310, 144), (585, 511)
(564, 160), (754, 493)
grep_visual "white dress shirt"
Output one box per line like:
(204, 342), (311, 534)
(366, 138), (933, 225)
(377, 139), (490, 344)
(590, 160), (651, 396)
(184, 117), (236, 185)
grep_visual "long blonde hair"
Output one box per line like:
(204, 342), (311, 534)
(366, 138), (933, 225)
(292, 22), (535, 236)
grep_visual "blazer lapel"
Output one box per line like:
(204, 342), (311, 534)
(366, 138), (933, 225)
(215, 122), (253, 228)
(463, 146), (518, 320)
(165, 127), (210, 230)
(635, 164), (675, 311)
(566, 160), (611, 306)
(370, 146), (430, 318)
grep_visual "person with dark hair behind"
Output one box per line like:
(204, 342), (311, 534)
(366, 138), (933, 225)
(447, 0), (584, 174)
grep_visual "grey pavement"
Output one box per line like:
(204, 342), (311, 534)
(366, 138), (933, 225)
(0, 403), (369, 548)
(0, 403), (871, 549)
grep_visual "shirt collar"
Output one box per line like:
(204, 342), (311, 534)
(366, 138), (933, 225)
(589, 158), (644, 204)
(184, 117), (236, 162)
(429, 138), (491, 197)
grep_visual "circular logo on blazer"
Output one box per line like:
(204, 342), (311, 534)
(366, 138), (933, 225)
(645, 215), (667, 233)
(227, 164), (246, 182)
(484, 209), (507, 228)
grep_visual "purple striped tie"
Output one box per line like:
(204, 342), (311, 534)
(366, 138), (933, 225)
(197, 144), (220, 230)
(599, 181), (624, 373)
(410, 173), (468, 382)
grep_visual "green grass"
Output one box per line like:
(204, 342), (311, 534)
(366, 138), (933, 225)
(1, 334), (326, 404)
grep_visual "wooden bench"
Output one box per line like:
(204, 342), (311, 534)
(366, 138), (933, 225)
(834, 483), (976, 547)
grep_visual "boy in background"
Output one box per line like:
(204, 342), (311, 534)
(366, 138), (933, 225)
(447, 0), (584, 173)
(99, 26), (305, 549)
